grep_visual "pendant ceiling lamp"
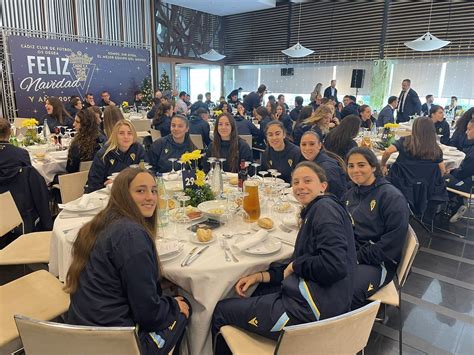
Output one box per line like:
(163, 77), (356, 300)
(200, 17), (226, 61)
(404, 1), (450, 51)
(281, 2), (314, 58)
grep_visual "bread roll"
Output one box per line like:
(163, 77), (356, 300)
(196, 228), (213, 242)
(229, 176), (239, 186)
(258, 217), (274, 230)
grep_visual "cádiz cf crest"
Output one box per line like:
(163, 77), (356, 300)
(110, 159), (115, 165)
(288, 159), (293, 167)
(130, 153), (136, 161)
(370, 199), (376, 211)
(164, 148), (169, 154)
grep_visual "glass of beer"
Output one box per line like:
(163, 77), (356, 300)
(243, 180), (261, 222)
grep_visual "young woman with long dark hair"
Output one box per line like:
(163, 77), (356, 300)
(212, 161), (356, 351)
(343, 148), (409, 309)
(323, 114), (360, 159)
(66, 109), (106, 173)
(66, 168), (190, 354)
(206, 112), (252, 173)
(103, 105), (124, 138)
(450, 107), (474, 150)
(39, 96), (74, 131)
(381, 117), (445, 175)
(275, 102), (293, 136)
(152, 102), (172, 137)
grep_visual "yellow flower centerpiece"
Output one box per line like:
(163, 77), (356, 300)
(121, 101), (130, 113)
(381, 122), (399, 148)
(21, 118), (41, 146)
(180, 150), (214, 207)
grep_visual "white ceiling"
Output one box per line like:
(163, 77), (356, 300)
(162, 0), (277, 16)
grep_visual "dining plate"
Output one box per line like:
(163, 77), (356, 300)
(158, 241), (185, 262)
(61, 198), (104, 212)
(234, 235), (281, 255)
(169, 206), (204, 222)
(251, 222), (275, 232)
(189, 233), (216, 245)
(197, 200), (231, 218)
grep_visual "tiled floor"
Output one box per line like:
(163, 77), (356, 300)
(366, 211), (474, 355)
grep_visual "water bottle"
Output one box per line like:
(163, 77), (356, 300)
(211, 160), (223, 198)
(156, 173), (169, 228)
(43, 118), (51, 141)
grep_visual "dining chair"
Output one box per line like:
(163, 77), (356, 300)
(444, 175), (474, 238)
(0, 270), (70, 353)
(190, 134), (204, 149)
(239, 134), (253, 148)
(150, 128), (162, 142)
(79, 160), (93, 172)
(58, 171), (89, 203)
(0, 191), (51, 266)
(216, 301), (380, 355)
(15, 315), (141, 355)
(368, 225), (419, 355)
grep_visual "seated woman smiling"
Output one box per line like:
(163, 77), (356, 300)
(85, 120), (146, 193)
(343, 148), (409, 309)
(212, 161), (356, 352)
(66, 168), (190, 355)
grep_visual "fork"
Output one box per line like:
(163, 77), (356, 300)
(223, 239), (239, 262)
(219, 239), (231, 262)
(222, 231), (252, 239)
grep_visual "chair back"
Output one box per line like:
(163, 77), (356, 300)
(0, 191), (23, 236)
(130, 119), (151, 132)
(15, 315), (141, 355)
(150, 128), (162, 141)
(58, 171), (89, 203)
(396, 225), (419, 288)
(239, 135), (252, 148)
(275, 301), (380, 354)
(190, 134), (204, 149)
(79, 160), (93, 172)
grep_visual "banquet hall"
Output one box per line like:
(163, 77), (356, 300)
(1, 1), (473, 354)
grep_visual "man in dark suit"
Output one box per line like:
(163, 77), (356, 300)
(243, 84), (266, 114)
(421, 94), (434, 116)
(323, 80), (338, 103)
(445, 96), (463, 118)
(377, 96), (398, 127)
(341, 95), (359, 119)
(397, 79), (422, 123)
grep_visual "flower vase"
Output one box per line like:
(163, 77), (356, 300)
(24, 127), (37, 146)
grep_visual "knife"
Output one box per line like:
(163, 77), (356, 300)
(180, 247), (198, 267)
(185, 246), (210, 266)
(274, 236), (295, 247)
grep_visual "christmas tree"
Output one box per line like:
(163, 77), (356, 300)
(140, 77), (153, 108)
(159, 70), (172, 92)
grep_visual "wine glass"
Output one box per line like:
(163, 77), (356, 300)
(251, 163), (260, 179)
(267, 169), (277, 184)
(207, 157), (216, 182)
(176, 194), (191, 224)
(271, 171), (281, 184)
(218, 158), (227, 176)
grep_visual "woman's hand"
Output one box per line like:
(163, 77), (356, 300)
(174, 296), (190, 318)
(104, 179), (113, 186)
(235, 273), (261, 298)
(382, 165), (389, 176)
(283, 262), (294, 279)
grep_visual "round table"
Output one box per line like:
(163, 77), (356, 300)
(49, 187), (297, 355)
(29, 149), (68, 184)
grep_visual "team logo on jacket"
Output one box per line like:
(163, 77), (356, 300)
(288, 159), (293, 167)
(368, 283), (374, 292)
(130, 153), (136, 161)
(370, 199), (376, 211)
(269, 160), (273, 166)
(164, 148), (169, 154)
(168, 320), (176, 331)
(248, 317), (258, 327)
(110, 159), (115, 165)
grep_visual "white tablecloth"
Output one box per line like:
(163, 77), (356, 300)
(49, 189), (296, 355)
(31, 150), (68, 184)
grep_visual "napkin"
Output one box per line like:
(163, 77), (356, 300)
(157, 241), (181, 256)
(77, 194), (92, 209)
(232, 230), (268, 252)
(283, 216), (298, 229)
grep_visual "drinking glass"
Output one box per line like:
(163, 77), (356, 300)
(242, 180), (261, 222)
(218, 158), (227, 176)
(168, 158), (178, 179)
(251, 163), (260, 179)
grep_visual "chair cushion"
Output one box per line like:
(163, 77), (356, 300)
(367, 281), (399, 307)
(0, 232), (51, 265)
(220, 325), (276, 355)
(0, 270), (70, 346)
